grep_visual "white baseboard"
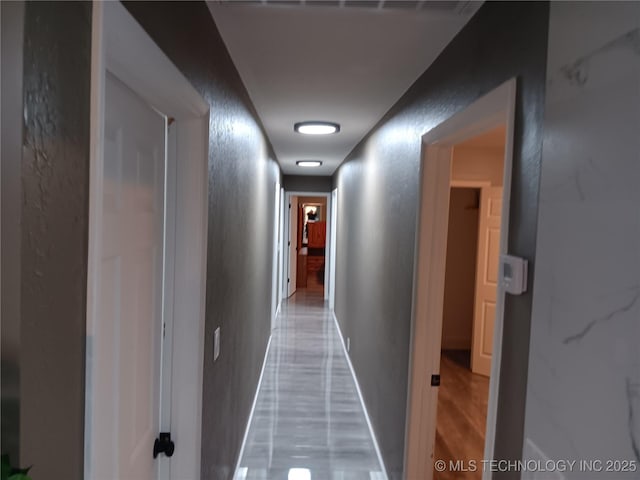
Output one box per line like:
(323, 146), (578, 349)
(232, 334), (272, 479)
(331, 310), (389, 480)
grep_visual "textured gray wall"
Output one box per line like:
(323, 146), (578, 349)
(123, 3), (281, 479)
(1, 0), (24, 462)
(19, 2), (92, 478)
(283, 174), (333, 193)
(332, 3), (549, 478)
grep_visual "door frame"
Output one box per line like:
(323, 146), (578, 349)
(329, 188), (338, 310)
(275, 186), (285, 320)
(404, 79), (516, 480)
(85, 2), (209, 479)
(271, 183), (281, 329)
(282, 191), (333, 301)
(283, 194), (299, 298)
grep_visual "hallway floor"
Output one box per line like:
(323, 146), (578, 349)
(235, 290), (386, 480)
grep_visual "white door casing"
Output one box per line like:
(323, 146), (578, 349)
(288, 195), (298, 297)
(271, 184), (281, 329)
(471, 186), (502, 377)
(277, 187), (285, 310)
(87, 3), (209, 479)
(329, 188), (338, 310)
(324, 192), (332, 300)
(404, 79), (516, 480)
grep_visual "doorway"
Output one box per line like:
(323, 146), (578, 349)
(282, 192), (333, 301)
(86, 3), (209, 480)
(405, 80), (516, 480)
(435, 126), (506, 479)
(297, 196), (328, 294)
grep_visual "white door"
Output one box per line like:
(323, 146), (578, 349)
(92, 72), (166, 480)
(471, 186), (502, 376)
(288, 196), (298, 297)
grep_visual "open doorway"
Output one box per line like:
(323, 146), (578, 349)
(435, 127), (506, 479)
(405, 80), (516, 480)
(283, 192), (332, 301)
(295, 196), (327, 294)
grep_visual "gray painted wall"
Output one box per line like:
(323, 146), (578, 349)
(283, 174), (333, 193)
(19, 2), (92, 478)
(123, 3), (281, 479)
(4, 2), (278, 478)
(0, 2), (24, 461)
(524, 3), (640, 476)
(332, 3), (549, 478)
(1, 0), (24, 463)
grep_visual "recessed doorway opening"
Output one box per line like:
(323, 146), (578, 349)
(283, 193), (330, 299)
(405, 79), (516, 480)
(435, 126), (506, 479)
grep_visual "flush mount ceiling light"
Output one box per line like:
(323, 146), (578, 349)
(294, 121), (340, 135)
(296, 160), (323, 168)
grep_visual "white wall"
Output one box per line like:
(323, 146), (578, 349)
(451, 146), (504, 186)
(523, 3), (640, 476)
(441, 144), (504, 350)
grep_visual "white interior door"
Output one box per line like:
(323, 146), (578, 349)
(471, 186), (502, 376)
(92, 72), (166, 480)
(288, 195), (298, 297)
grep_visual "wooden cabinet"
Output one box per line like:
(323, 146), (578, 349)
(307, 221), (326, 248)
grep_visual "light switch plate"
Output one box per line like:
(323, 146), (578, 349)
(213, 327), (220, 362)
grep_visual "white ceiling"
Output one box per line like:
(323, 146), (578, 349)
(207, 1), (481, 176)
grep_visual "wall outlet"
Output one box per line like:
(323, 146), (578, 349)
(346, 337), (350, 352)
(213, 327), (220, 362)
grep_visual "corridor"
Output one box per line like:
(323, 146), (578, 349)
(5, 2), (638, 479)
(235, 291), (385, 480)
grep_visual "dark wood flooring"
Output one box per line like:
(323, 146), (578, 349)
(304, 258), (324, 293)
(434, 350), (490, 480)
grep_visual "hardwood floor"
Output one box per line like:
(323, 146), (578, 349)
(434, 350), (489, 480)
(304, 255), (325, 293)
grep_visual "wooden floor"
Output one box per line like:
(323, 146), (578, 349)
(305, 260), (325, 293)
(434, 350), (490, 480)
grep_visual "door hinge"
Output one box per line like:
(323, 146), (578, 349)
(289, 203), (291, 209)
(288, 241), (291, 247)
(431, 374), (440, 387)
(287, 278), (290, 283)
(153, 432), (175, 458)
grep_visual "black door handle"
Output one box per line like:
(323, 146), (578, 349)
(153, 432), (175, 458)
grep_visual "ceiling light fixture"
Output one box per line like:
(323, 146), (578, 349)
(294, 121), (340, 135)
(296, 160), (322, 168)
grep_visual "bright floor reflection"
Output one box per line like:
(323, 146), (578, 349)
(235, 290), (386, 480)
(288, 468), (311, 480)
